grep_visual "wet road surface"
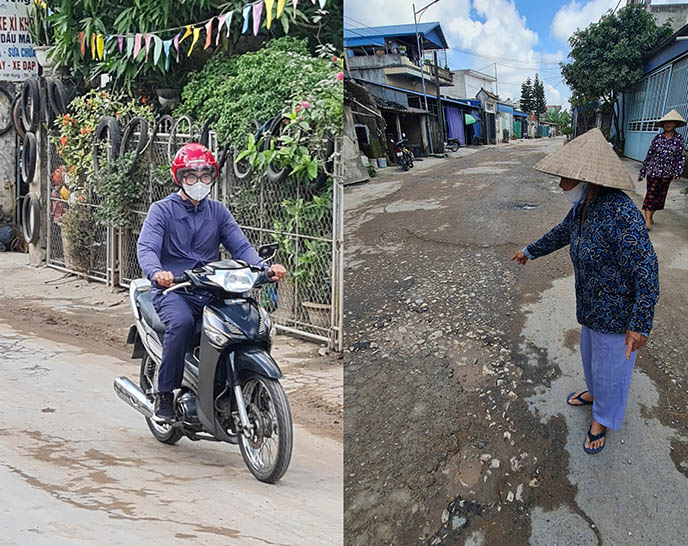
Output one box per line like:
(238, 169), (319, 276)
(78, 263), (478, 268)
(0, 323), (342, 546)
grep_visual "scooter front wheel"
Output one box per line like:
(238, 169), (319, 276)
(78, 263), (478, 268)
(238, 374), (293, 483)
(139, 355), (183, 445)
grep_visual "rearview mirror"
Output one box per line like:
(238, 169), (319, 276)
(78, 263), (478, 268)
(258, 243), (278, 260)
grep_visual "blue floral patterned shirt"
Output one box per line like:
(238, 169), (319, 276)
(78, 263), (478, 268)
(524, 188), (659, 336)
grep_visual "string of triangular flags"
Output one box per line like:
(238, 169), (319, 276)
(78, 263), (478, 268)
(78, 0), (328, 64)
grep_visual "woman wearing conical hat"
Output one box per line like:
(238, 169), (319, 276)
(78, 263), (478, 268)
(511, 128), (659, 454)
(638, 109), (686, 231)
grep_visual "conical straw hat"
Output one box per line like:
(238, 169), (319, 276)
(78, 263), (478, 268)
(534, 128), (634, 190)
(657, 109), (686, 127)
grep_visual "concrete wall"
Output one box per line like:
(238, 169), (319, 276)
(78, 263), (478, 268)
(446, 71), (494, 99)
(650, 4), (688, 32)
(0, 83), (16, 223)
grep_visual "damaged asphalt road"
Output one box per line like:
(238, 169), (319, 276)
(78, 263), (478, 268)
(343, 138), (688, 545)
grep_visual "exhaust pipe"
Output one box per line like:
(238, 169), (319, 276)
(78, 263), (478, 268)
(114, 376), (153, 418)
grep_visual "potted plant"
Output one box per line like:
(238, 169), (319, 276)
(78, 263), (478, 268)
(28, 1), (54, 70)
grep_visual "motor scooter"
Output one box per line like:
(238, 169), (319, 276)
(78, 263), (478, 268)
(113, 243), (293, 483)
(391, 134), (414, 171)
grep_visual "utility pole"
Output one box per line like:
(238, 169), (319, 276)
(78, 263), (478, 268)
(413, 0), (441, 155)
(434, 50), (445, 149)
(494, 62), (499, 97)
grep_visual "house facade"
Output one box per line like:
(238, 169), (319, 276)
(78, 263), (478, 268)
(623, 23), (688, 161)
(344, 22), (453, 156)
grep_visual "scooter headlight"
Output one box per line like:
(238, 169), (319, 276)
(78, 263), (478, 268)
(203, 308), (238, 349)
(208, 269), (256, 293)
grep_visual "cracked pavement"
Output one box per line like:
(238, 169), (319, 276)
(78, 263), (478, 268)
(343, 138), (688, 545)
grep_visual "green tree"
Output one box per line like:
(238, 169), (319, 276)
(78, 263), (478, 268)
(533, 73), (547, 121)
(545, 107), (571, 128)
(520, 77), (533, 113)
(561, 4), (672, 147)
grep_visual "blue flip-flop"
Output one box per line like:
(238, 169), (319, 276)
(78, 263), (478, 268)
(566, 390), (593, 406)
(583, 425), (607, 454)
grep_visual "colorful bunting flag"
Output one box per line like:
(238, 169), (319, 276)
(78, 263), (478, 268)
(319, 0), (326, 7)
(188, 26), (201, 56)
(90, 33), (96, 60)
(204, 18), (214, 49)
(117, 35), (124, 53)
(277, 0), (286, 18)
(226, 11), (234, 37)
(153, 35), (163, 65)
(126, 35), (134, 58)
(96, 34), (105, 60)
(173, 32), (181, 61)
(252, 2), (263, 36)
(163, 38), (172, 69)
(242, 5), (251, 34)
(133, 33), (143, 59)
(293, 0), (299, 12)
(216, 12), (229, 45)
(79, 31), (86, 56)
(144, 33), (153, 62)
(180, 25), (192, 43)
(265, 0), (274, 29)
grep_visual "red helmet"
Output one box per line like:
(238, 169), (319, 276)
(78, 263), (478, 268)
(170, 143), (219, 186)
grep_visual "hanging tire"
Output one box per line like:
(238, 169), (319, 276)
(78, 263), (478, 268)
(21, 78), (40, 133)
(11, 94), (25, 139)
(265, 115), (289, 184)
(167, 115), (193, 162)
(93, 116), (121, 174)
(48, 79), (69, 116)
(139, 355), (183, 445)
(217, 139), (231, 173)
(232, 120), (260, 180)
(199, 115), (218, 147)
(22, 193), (40, 244)
(0, 85), (13, 136)
(21, 132), (36, 184)
(151, 114), (174, 140)
(120, 116), (150, 157)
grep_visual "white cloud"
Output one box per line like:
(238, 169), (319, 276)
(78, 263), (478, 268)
(344, 0), (570, 107)
(550, 0), (618, 43)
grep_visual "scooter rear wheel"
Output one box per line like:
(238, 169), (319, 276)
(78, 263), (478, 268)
(139, 355), (183, 445)
(238, 373), (293, 483)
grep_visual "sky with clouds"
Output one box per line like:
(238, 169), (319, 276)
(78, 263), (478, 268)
(344, 0), (687, 110)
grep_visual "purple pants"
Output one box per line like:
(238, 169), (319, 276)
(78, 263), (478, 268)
(152, 289), (212, 393)
(580, 325), (637, 430)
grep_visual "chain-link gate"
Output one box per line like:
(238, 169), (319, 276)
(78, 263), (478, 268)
(46, 115), (343, 350)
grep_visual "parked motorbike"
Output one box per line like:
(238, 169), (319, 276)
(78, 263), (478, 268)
(391, 134), (414, 171)
(113, 243), (293, 484)
(446, 138), (460, 152)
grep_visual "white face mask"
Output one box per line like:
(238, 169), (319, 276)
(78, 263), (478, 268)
(562, 182), (588, 206)
(183, 183), (211, 202)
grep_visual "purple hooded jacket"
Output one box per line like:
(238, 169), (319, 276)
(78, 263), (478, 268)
(136, 193), (261, 282)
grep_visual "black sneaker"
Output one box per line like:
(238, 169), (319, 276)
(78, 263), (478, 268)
(153, 392), (175, 423)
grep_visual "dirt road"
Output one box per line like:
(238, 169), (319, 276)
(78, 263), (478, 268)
(0, 253), (342, 545)
(343, 138), (688, 545)
(0, 321), (342, 546)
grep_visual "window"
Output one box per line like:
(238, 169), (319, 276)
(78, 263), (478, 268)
(354, 124), (370, 145)
(627, 66), (670, 133)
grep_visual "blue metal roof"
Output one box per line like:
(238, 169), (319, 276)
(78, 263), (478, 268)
(344, 22), (449, 50)
(355, 79), (474, 108)
(513, 110), (528, 118)
(497, 103), (514, 114)
(644, 23), (688, 73)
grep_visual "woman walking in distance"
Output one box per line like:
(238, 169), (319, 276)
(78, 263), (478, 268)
(638, 109), (686, 231)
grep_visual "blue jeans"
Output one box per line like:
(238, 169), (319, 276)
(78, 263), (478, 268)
(152, 289), (213, 393)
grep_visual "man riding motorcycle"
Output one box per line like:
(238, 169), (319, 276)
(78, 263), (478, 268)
(136, 143), (286, 422)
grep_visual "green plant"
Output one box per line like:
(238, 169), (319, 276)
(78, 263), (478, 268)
(93, 152), (148, 228)
(272, 187), (332, 303)
(60, 202), (96, 273)
(29, 0), (52, 46)
(502, 128), (510, 143)
(561, 4), (672, 148)
(366, 162), (377, 178)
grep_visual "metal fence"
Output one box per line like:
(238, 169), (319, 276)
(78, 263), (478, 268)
(46, 117), (344, 350)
